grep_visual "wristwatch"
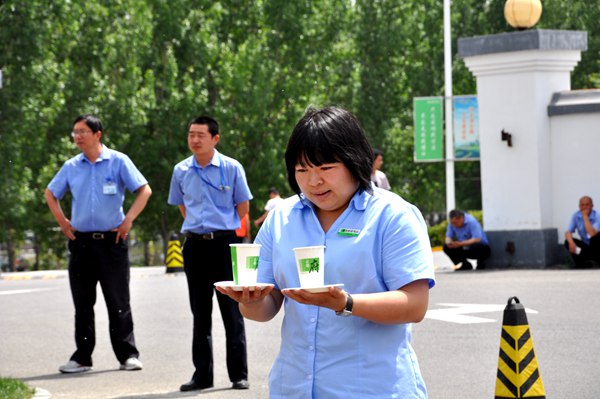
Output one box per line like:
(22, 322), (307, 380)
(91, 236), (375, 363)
(335, 293), (353, 317)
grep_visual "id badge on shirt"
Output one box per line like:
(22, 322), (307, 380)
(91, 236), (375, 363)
(103, 181), (117, 195)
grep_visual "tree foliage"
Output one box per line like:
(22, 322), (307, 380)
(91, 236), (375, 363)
(1, 0), (598, 269)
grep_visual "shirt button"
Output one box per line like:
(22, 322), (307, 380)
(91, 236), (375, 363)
(310, 318), (316, 323)
(308, 346), (314, 351)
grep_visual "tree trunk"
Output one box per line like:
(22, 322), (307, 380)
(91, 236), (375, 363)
(6, 232), (16, 272)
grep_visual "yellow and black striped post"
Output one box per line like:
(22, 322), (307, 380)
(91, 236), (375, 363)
(166, 235), (184, 273)
(495, 296), (546, 399)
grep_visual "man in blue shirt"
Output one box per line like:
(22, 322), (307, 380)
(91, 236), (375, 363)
(564, 196), (600, 267)
(45, 114), (152, 373)
(168, 115), (252, 392)
(443, 209), (491, 271)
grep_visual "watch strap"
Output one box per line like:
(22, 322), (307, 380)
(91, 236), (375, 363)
(335, 293), (353, 316)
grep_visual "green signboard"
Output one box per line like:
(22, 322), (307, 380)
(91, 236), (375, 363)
(413, 97), (444, 162)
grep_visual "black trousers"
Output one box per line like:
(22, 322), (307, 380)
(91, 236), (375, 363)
(443, 242), (491, 265)
(564, 235), (600, 267)
(183, 234), (247, 385)
(67, 232), (138, 366)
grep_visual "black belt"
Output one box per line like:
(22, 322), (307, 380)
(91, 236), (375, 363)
(75, 231), (116, 240)
(186, 230), (236, 240)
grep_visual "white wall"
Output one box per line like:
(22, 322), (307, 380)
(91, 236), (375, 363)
(550, 111), (600, 241)
(465, 50), (580, 231)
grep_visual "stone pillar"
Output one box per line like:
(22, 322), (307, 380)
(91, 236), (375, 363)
(458, 29), (587, 267)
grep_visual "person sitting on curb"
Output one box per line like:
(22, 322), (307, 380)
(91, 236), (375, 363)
(443, 210), (491, 271)
(564, 195), (600, 268)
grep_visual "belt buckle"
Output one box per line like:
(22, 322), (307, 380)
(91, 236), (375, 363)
(92, 232), (104, 240)
(202, 232), (214, 240)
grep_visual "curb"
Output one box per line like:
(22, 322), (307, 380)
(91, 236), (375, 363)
(33, 387), (52, 399)
(1, 266), (168, 281)
(0, 271), (67, 281)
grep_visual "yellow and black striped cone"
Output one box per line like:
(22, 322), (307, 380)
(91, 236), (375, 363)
(495, 296), (546, 399)
(166, 235), (184, 273)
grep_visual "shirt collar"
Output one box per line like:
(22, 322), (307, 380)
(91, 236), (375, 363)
(293, 189), (370, 212)
(78, 144), (111, 164)
(192, 149), (221, 169)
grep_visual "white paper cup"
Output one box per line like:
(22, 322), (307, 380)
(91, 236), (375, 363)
(230, 244), (261, 285)
(293, 245), (325, 287)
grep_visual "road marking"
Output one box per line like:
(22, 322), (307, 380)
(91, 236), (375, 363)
(425, 303), (538, 324)
(0, 288), (55, 296)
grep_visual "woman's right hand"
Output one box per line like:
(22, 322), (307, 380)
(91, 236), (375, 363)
(215, 285), (275, 304)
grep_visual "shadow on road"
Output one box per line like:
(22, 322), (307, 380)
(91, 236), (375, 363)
(112, 386), (232, 398)
(22, 368), (120, 382)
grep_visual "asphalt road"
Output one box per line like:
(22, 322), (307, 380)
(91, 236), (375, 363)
(1, 263), (599, 398)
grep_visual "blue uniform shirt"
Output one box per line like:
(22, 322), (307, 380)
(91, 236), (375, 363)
(445, 212), (489, 245)
(255, 188), (435, 399)
(47, 145), (148, 232)
(168, 150), (253, 234)
(567, 209), (600, 245)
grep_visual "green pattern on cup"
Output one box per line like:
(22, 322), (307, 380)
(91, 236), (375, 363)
(299, 257), (320, 273)
(246, 256), (259, 270)
(230, 246), (240, 284)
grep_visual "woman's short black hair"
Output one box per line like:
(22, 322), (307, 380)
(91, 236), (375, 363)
(285, 106), (374, 195)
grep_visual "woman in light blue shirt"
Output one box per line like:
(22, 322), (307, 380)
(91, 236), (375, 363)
(216, 106), (435, 398)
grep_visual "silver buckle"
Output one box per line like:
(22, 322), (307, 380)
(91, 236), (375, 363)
(202, 232), (214, 240)
(92, 233), (104, 240)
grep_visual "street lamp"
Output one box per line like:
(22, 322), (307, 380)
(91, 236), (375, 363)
(504, 0), (543, 29)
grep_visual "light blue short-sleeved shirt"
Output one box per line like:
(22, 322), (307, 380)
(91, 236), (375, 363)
(567, 209), (600, 245)
(168, 150), (253, 234)
(47, 145), (148, 232)
(255, 188), (435, 399)
(445, 212), (488, 245)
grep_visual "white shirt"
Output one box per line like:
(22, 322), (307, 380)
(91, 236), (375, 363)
(371, 170), (391, 190)
(264, 196), (284, 212)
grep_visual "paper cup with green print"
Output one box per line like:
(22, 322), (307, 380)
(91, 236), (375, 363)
(230, 244), (261, 285)
(293, 245), (325, 288)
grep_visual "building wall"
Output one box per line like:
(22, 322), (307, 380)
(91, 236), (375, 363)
(549, 105), (600, 242)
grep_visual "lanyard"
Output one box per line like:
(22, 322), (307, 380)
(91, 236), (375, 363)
(193, 155), (230, 191)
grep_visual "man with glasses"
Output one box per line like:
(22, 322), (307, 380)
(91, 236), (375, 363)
(168, 115), (252, 392)
(45, 114), (152, 374)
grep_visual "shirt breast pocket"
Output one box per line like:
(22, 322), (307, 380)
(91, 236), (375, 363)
(213, 189), (233, 208)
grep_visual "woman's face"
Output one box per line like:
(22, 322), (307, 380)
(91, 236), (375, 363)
(295, 161), (358, 218)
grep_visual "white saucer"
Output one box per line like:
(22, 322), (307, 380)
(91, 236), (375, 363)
(285, 283), (344, 293)
(214, 281), (274, 291)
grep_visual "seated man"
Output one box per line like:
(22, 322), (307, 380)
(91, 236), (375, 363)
(443, 210), (491, 271)
(564, 196), (600, 268)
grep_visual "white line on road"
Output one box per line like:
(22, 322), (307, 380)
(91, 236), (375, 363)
(425, 303), (538, 324)
(0, 288), (56, 296)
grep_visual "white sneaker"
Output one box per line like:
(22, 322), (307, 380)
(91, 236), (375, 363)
(120, 357), (143, 371)
(59, 360), (92, 374)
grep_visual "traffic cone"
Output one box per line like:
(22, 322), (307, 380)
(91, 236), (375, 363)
(165, 234), (184, 273)
(495, 296), (546, 399)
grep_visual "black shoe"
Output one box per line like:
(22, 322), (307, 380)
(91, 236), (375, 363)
(232, 379), (249, 390)
(476, 260), (486, 270)
(180, 380), (213, 392)
(454, 260), (473, 271)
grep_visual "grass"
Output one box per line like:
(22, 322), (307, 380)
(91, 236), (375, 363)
(0, 377), (35, 399)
